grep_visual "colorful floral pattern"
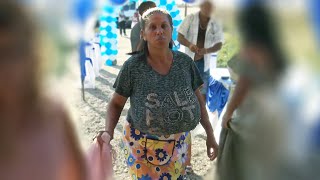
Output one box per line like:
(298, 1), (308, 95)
(122, 122), (191, 179)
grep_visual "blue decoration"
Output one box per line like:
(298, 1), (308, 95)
(73, 0), (94, 23)
(182, 0), (196, 3)
(107, 32), (114, 38)
(110, 0), (127, 5)
(173, 20), (182, 26)
(106, 60), (113, 66)
(166, 4), (173, 11)
(105, 42), (112, 49)
(106, 26), (112, 32)
(160, 0), (166, 5)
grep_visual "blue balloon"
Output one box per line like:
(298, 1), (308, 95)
(106, 26), (112, 32)
(113, 34), (118, 39)
(183, 0), (195, 3)
(170, 12), (177, 18)
(106, 60), (113, 66)
(107, 32), (114, 39)
(103, 6), (114, 14)
(113, 50), (118, 55)
(106, 42), (112, 49)
(110, 0), (127, 5)
(74, 0), (94, 23)
(106, 49), (113, 55)
(106, 16), (113, 23)
(173, 20), (182, 26)
(172, 33), (178, 40)
(166, 4), (173, 11)
(160, 0), (166, 6)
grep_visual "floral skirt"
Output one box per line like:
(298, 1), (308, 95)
(121, 122), (191, 180)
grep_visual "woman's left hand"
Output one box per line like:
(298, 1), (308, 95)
(206, 133), (219, 161)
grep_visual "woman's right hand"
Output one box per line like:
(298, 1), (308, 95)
(222, 112), (233, 129)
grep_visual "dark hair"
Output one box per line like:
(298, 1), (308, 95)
(128, 8), (174, 56)
(238, 2), (287, 73)
(138, 1), (156, 16)
(0, 1), (34, 44)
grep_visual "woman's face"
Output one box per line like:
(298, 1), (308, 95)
(142, 13), (172, 49)
(0, 31), (33, 102)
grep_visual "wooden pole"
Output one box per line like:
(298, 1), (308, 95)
(185, 3), (187, 17)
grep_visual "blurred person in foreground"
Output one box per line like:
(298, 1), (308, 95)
(98, 7), (218, 179)
(130, 1), (156, 52)
(217, 2), (290, 180)
(0, 1), (86, 180)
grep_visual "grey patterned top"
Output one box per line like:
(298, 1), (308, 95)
(113, 50), (204, 135)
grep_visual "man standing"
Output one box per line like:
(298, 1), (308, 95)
(178, 0), (224, 173)
(130, 1), (156, 52)
(178, 0), (224, 100)
(118, 8), (127, 36)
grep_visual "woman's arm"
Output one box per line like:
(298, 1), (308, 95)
(195, 89), (218, 160)
(222, 75), (251, 128)
(104, 92), (128, 139)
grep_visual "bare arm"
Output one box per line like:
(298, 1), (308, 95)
(198, 42), (223, 55)
(195, 90), (213, 134)
(222, 75), (251, 128)
(206, 42), (223, 53)
(195, 89), (218, 160)
(178, 33), (198, 53)
(178, 33), (192, 48)
(105, 92), (128, 139)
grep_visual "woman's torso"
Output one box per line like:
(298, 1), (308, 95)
(125, 51), (202, 135)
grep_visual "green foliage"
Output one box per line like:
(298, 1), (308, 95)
(217, 33), (240, 68)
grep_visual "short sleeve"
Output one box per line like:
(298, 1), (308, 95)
(113, 61), (132, 97)
(190, 61), (204, 91)
(178, 14), (192, 37)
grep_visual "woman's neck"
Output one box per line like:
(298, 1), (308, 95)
(147, 46), (172, 63)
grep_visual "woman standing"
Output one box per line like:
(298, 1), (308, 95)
(98, 8), (218, 179)
(0, 1), (86, 180)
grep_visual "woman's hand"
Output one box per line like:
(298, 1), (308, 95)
(206, 133), (219, 161)
(222, 112), (233, 129)
(97, 131), (112, 145)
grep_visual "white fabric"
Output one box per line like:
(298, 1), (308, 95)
(118, 10), (126, 22)
(84, 60), (95, 89)
(178, 12), (224, 72)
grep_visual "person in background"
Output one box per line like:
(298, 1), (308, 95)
(98, 7), (218, 179)
(130, 1), (156, 52)
(118, 8), (127, 36)
(0, 1), (86, 180)
(131, 10), (139, 29)
(178, 0), (224, 101)
(178, 0), (224, 172)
